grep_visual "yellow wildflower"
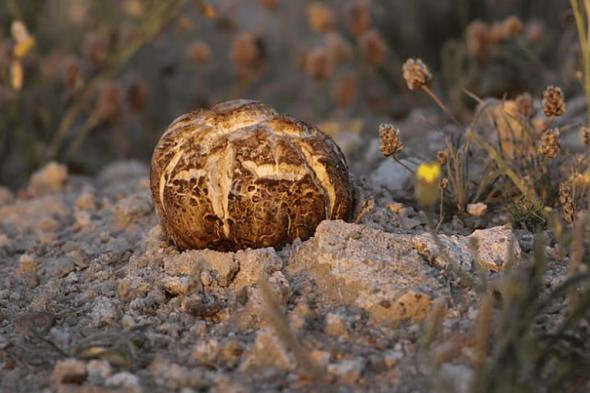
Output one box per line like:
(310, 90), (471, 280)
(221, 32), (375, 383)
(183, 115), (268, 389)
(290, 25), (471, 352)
(416, 162), (442, 207)
(11, 20), (35, 59)
(13, 36), (35, 58)
(417, 162), (441, 184)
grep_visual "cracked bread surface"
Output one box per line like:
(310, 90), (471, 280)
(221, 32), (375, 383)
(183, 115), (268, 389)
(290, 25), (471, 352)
(150, 99), (351, 251)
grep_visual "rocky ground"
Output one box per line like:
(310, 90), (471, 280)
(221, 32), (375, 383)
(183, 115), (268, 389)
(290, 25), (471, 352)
(0, 146), (571, 392)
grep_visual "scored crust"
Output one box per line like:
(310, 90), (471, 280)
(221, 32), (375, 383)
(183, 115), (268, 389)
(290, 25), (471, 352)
(150, 99), (351, 251)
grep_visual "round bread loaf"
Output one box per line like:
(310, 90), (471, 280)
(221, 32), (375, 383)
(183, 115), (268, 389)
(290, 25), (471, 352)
(150, 99), (351, 251)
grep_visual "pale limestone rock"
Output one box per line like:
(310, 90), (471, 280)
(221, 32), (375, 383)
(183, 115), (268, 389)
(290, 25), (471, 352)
(28, 161), (68, 196)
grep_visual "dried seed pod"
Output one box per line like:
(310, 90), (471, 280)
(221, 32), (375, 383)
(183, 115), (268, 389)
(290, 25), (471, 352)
(538, 129), (560, 159)
(580, 126), (590, 146)
(436, 150), (448, 166)
(378, 124), (403, 157)
(304, 47), (333, 82)
(346, 0), (371, 37)
(466, 20), (490, 63)
(150, 100), (352, 251)
(542, 85), (565, 117)
(402, 58), (432, 91)
(358, 30), (386, 66)
(186, 40), (211, 64)
(306, 2), (335, 33)
(230, 32), (266, 72)
(559, 181), (575, 224)
(501, 16), (524, 38)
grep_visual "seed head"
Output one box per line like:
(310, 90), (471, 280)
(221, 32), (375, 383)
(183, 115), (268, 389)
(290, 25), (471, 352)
(230, 32), (265, 68)
(538, 129), (560, 159)
(186, 40), (211, 64)
(559, 181), (575, 224)
(304, 47), (333, 82)
(359, 30), (386, 66)
(581, 126), (590, 146)
(379, 124), (403, 157)
(402, 58), (432, 91)
(258, 0), (277, 9)
(306, 3), (335, 33)
(501, 16), (524, 38)
(466, 20), (490, 62)
(94, 82), (122, 124)
(346, 0), (371, 37)
(542, 85), (565, 117)
(440, 177), (449, 190)
(436, 150), (448, 166)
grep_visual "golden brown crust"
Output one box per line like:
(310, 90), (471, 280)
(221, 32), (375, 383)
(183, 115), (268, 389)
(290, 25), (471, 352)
(150, 99), (351, 251)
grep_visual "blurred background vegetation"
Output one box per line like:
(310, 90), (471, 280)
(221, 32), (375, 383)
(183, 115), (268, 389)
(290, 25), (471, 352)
(0, 0), (576, 187)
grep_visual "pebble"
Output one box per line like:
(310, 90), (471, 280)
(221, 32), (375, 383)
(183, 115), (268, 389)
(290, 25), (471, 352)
(51, 358), (87, 384)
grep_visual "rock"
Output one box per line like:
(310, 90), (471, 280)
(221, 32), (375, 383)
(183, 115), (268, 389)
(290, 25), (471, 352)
(16, 253), (38, 277)
(149, 355), (208, 390)
(436, 363), (474, 393)
(327, 358), (365, 384)
(13, 311), (55, 336)
(90, 296), (121, 326)
(412, 225), (521, 272)
(232, 248), (283, 290)
(113, 191), (153, 228)
(370, 159), (412, 191)
(387, 202), (404, 214)
(28, 161), (69, 196)
(105, 371), (142, 392)
(288, 220), (448, 326)
(162, 275), (191, 296)
(412, 233), (472, 271)
(45, 257), (75, 278)
(164, 247), (281, 290)
(51, 358), (87, 384)
(185, 298), (223, 319)
(86, 359), (112, 384)
(0, 233), (11, 248)
(191, 338), (220, 365)
(0, 185), (14, 206)
(197, 251), (239, 287)
(239, 328), (293, 372)
(0, 195), (69, 232)
(309, 350), (331, 368)
(75, 190), (96, 210)
(467, 202), (488, 217)
(468, 225), (522, 271)
(325, 312), (349, 337)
